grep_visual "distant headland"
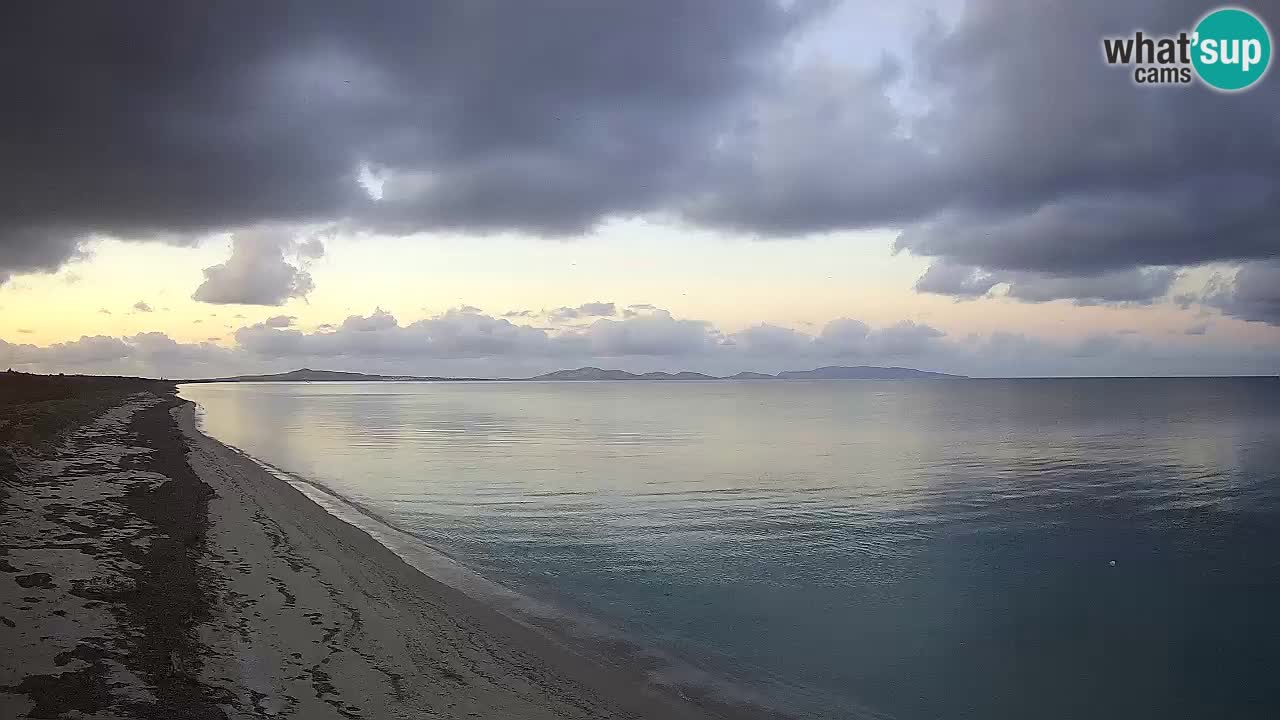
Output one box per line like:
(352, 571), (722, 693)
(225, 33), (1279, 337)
(182, 366), (966, 383)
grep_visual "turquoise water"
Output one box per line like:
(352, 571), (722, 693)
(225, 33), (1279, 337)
(181, 379), (1280, 719)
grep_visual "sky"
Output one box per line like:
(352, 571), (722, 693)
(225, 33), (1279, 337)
(2, 0), (1279, 378)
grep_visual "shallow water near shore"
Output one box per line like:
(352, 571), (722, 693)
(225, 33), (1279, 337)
(181, 378), (1280, 719)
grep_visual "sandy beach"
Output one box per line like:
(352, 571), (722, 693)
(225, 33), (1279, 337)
(0, 378), (770, 719)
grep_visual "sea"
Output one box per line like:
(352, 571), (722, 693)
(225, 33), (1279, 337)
(179, 378), (1280, 719)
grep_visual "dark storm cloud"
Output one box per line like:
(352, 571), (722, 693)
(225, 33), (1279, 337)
(916, 264), (1179, 305)
(0, 226), (84, 284)
(689, 0), (1280, 300)
(4, 1), (1277, 311)
(914, 264), (1001, 299)
(0, 1), (811, 280)
(1005, 268), (1178, 306)
(1201, 260), (1280, 326)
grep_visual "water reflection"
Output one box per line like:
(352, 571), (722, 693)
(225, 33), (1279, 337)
(181, 379), (1280, 719)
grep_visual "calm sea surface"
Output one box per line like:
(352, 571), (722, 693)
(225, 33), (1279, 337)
(180, 379), (1280, 719)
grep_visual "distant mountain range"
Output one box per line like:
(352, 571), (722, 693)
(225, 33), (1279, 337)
(184, 368), (457, 383)
(530, 366), (961, 380)
(531, 368), (720, 381)
(184, 366), (965, 383)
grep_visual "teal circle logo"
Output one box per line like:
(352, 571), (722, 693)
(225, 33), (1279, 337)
(1192, 7), (1271, 91)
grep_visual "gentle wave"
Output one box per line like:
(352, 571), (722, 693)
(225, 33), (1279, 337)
(187, 397), (806, 717)
(181, 379), (1280, 720)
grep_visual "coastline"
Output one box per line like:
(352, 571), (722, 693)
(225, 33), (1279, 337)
(1, 384), (779, 719)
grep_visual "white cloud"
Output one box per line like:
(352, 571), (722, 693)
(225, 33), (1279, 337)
(549, 302), (617, 323)
(192, 227), (324, 306)
(584, 310), (717, 356)
(730, 323), (811, 355)
(234, 307), (567, 360)
(868, 320), (946, 356)
(815, 318), (872, 354)
(0, 333), (230, 376)
(4, 302), (1278, 379)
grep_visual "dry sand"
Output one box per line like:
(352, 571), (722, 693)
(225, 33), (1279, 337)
(1, 383), (773, 719)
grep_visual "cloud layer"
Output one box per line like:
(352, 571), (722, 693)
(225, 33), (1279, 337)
(1201, 260), (1280, 326)
(1, 2), (1277, 318)
(5, 303), (1276, 379)
(685, 1), (1279, 307)
(192, 229), (324, 305)
(0, 1), (807, 276)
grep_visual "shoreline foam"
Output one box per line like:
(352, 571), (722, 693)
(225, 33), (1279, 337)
(216, 438), (792, 717)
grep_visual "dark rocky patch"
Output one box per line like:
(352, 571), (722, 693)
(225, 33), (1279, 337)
(0, 447), (21, 478)
(0, 447), (17, 515)
(1, 380), (236, 719)
(106, 395), (231, 720)
(14, 572), (54, 589)
(6, 662), (115, 719)
(4, 642), (116, 720)
(54, 641), (109, 667)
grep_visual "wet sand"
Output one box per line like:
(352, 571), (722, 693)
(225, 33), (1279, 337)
(1, 379), (772, 719)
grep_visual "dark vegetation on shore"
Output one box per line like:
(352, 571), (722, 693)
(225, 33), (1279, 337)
(0, 371), (172, 452)
(1, 371), (172, 518)
(1, 371), (229, 718)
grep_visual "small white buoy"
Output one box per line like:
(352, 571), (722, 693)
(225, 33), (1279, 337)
(1109, 560), (1117, 567)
